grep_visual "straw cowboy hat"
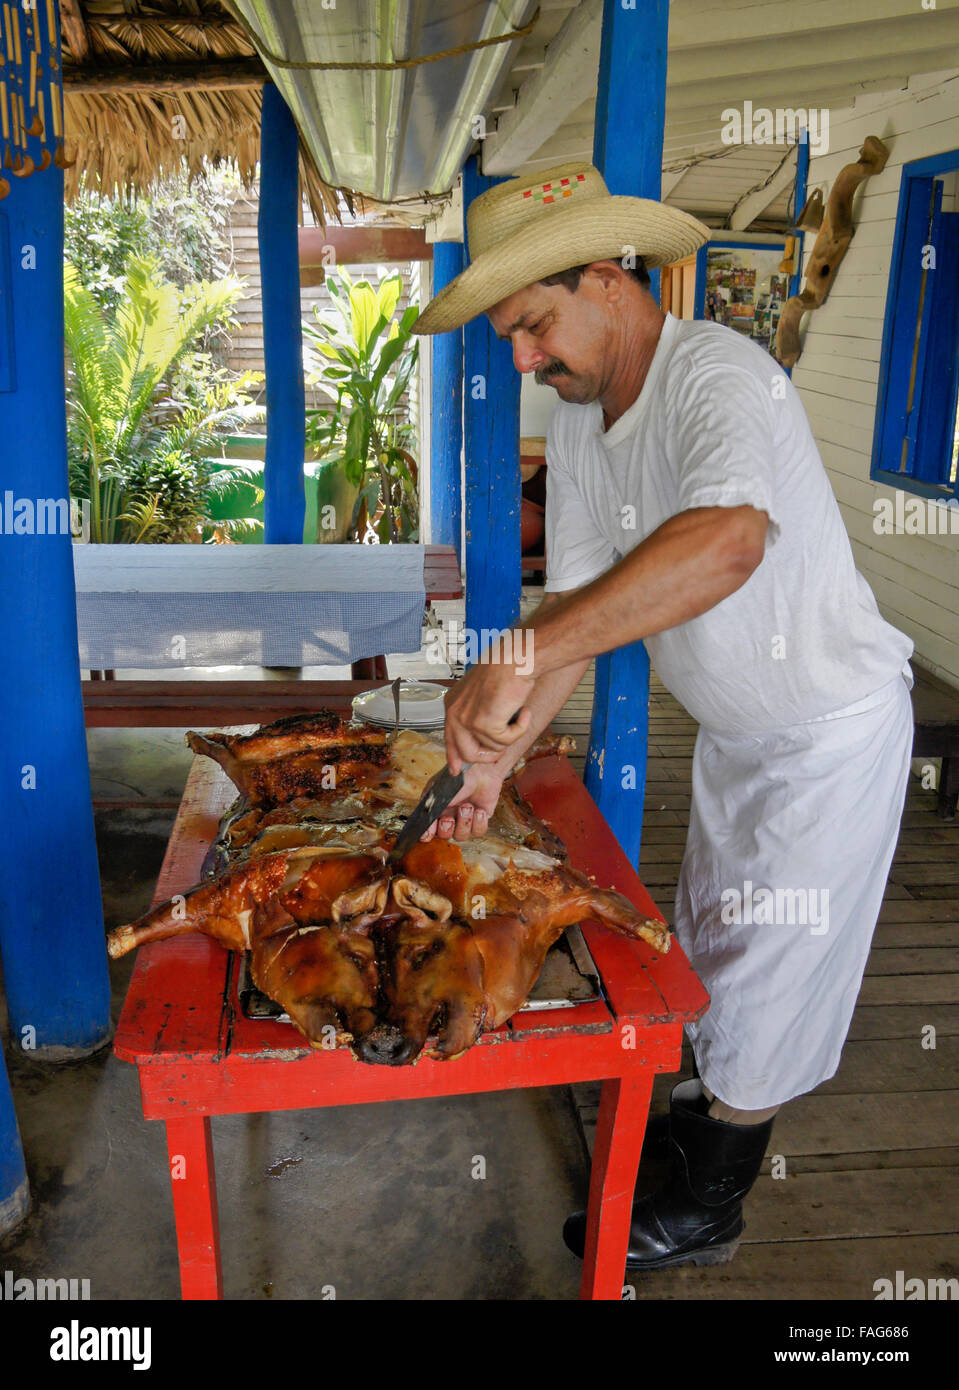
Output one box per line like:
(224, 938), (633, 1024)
(413, 161), (710, 336)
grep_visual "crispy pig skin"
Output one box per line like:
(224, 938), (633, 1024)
(194, 711), (387, 761)
(186, 731), (390, 806)
(112, 710), (669, 1062)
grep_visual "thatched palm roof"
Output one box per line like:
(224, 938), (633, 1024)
(60, 0), (346, 223)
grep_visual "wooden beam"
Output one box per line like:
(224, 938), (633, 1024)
(89, 15), (242, 35)
(61, 59), (267, 94)
(425, 183), (463, 244)
(669, 0), (948, 51)
(482, 0), (603, 176)
(660, 166), (689, 199)
(299, 225), (432, 277)
(664, 43), (954, 125)
(729, 147), (797, 231)
(670, 11), (959, 87)
(60, 0), (90, 63)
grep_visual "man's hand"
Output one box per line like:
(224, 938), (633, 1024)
(443, 646), (534, 773)
(419, 764), (504, 843)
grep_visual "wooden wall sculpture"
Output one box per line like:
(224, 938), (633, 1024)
(775, 135), (889, 368)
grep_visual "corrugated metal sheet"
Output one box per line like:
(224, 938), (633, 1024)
(228, 0), (538, 200)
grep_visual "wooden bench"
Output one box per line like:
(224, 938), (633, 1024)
(112, 696), (709, 1301)
(912, 669), (959, 820)
(83, 678), (446, 729)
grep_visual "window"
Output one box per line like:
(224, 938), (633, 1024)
(694, 240), (789, 358)
(872, 151), (959, 500)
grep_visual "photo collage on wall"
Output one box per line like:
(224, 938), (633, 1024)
(704, 247), (790, 356)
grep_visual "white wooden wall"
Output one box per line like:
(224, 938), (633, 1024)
(791, 69), (959, 690)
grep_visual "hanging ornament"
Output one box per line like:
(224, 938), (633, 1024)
(0, 0), (61, 196)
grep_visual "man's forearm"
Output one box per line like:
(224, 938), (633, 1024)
(530, 505), (767, 678)
(489, 656), (589, 779)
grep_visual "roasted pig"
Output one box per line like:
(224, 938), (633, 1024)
(109, 712), (669, 1063)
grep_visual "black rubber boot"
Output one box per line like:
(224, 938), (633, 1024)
(639, 1057), (702, 1159)
(639, 1109), (670, 1161)
(564, 1079), (774, 1270)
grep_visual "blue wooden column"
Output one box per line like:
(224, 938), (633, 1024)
(584, 0), (670, 865)
(259, 83), (306, 544)
(429, 242), (464, 564)
(788, 130), (810, 301)
(0, 12), (111, 1198)
(462, 157), (522, 637)
(0, 1059), (29, 1237)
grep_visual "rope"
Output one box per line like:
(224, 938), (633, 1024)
(233, 5), (540, 73)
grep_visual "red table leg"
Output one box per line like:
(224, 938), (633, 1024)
(579, 1071), (653, 1301)
(166, 1115), (223, 1300)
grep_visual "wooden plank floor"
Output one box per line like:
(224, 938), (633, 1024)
(404, 589), (959, 1296)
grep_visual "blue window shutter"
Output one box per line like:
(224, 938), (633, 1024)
(914, 208), (959, 488)
(876, 175), (937, 475)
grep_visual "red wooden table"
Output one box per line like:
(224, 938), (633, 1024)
(114, 749), (708, 1301)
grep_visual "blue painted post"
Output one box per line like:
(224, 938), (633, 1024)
(584, 0), (670, 864)
(788, 131), (810, 301)
(462, 157), (522, 638)
(429, 242), (464, 564)
(0, 1057), (30, 1237)
(259, 83), (306, 544)
(0, 15), (112, 1093)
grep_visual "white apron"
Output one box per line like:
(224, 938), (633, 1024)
(675, 672), (914, 1110)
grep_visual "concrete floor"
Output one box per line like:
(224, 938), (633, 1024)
(1, 625), (609, 1301)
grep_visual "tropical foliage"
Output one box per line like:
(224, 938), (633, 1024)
(64, 255), (264, 543)
(64, 165), (241, 322)
(303, 267), (420, 543)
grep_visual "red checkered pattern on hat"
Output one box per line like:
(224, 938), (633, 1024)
(521, 172), (587, 205)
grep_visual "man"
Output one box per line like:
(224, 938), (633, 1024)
(412, 162), (914, 1270)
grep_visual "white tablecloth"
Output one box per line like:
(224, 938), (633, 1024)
(73, 544), (427, 668)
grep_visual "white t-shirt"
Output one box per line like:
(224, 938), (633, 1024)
(544, 313), (913, 736)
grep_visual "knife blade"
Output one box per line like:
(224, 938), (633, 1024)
(388, 706), (523, 863)
(388, 761), (472, 863)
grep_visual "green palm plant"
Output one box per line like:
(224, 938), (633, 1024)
(64, 254), (258, 542)
(303, 267), (420, 543)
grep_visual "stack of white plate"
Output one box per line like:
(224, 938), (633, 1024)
(352, 680), (447, 731)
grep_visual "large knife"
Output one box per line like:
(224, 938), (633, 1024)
(389, 708), (523, 863)
(388, 761), (472, 863)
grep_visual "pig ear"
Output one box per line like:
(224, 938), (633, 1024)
(391, 877), (453, 924)
(332, 874), (390, 928)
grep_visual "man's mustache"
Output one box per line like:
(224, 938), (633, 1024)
(534, 360), (571, 384)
